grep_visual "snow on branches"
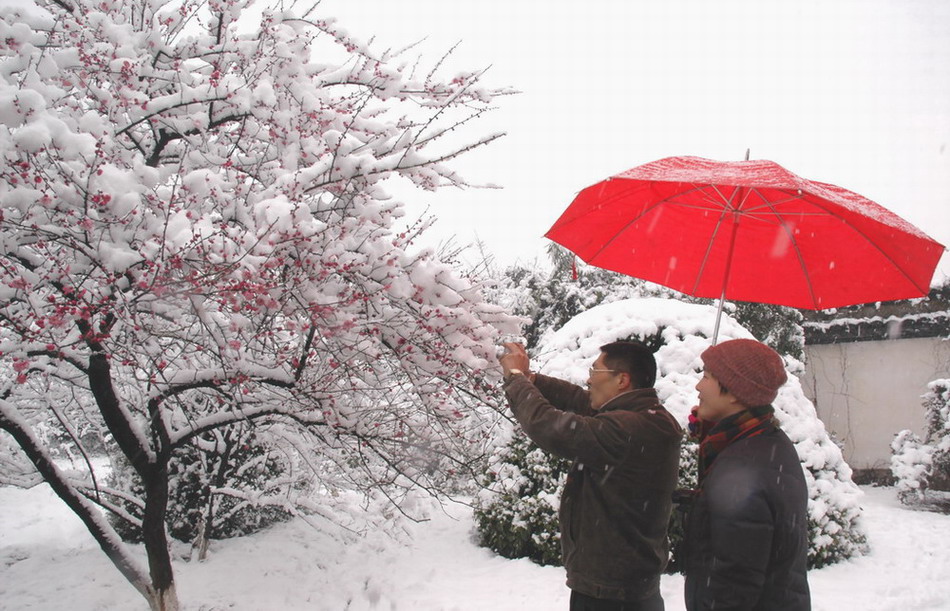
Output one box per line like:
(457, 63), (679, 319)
(0, 0), (518, 608)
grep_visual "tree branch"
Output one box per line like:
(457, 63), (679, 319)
(0, 399), (154, 601)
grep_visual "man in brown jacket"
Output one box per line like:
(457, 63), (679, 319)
(499, 340), (682, 611)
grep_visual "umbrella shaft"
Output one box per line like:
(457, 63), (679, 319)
(712, 207), (742, 345)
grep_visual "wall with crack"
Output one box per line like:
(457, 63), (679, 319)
(801, 337), (950, 471)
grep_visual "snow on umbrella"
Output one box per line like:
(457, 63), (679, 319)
(545, 156), (946, 342)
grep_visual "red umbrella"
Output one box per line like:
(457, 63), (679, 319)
(545, 156), (945, 341)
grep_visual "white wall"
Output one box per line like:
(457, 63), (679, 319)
(801, 337), (950, 471)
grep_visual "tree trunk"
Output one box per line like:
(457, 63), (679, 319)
(192, 513), (211, 562)
(87, 349), (182, 610)
(148, 586), (180, 611)
(142, 463), (179, 611)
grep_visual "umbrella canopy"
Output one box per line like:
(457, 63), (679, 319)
(546, 156), (945, 335)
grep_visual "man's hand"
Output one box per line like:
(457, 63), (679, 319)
(498, 341), (531, 377)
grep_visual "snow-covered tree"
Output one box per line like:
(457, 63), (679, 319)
(475, 298), (868, 570)
(891, 379), (950, 507)
(890, 429), (933, 500)
(0, 1), (518, 609)
(490, 252), (651, 350)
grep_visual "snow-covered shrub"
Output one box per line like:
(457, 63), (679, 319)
(476, 298), (868, 570)
(109, 428), (296, 547)
(923, 381), (950, 491)
(666, 438), (700, 573)
(727, 301), (805, 361)
(891, 379), (950, 504)
(890, 430), (932, 501)
(473, 433), (568, 566)
(494, 259), (647, 349)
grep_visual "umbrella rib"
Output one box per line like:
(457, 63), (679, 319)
(691, 185), (744, 295)
(754, 189), (821, 308)
(709, 183), (740, 211)
(740, 190), (809, 219)
(755, 187), (934, 305)
(592, 182), (744, 296)
(582, 183), (727, 260)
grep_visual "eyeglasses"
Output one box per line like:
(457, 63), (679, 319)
(588, 367), (620, 376)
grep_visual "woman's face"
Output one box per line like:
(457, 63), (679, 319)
(695, 371), (743, 422)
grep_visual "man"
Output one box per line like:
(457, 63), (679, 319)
(498, 340), (682, 611)
(684, 338), (811, 610)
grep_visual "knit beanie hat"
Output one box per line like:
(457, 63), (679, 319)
(701, 339), (788, 407)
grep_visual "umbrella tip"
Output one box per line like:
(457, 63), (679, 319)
(744, 148), (750, 161)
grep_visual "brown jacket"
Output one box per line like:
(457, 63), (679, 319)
(503, 373), (683, 602)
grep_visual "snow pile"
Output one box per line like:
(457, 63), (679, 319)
(1, 482), (949, 610)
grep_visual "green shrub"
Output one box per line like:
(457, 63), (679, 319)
(473, 433), (568, 566)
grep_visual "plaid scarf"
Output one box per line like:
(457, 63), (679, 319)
(697, 406), (776, 483)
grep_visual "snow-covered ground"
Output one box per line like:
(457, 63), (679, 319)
(1, 484), (948, 610)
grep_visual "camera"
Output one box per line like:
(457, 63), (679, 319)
(495, 334), (526, 358)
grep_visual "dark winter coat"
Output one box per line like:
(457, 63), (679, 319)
(503, 373), (683, 603)
(683, 426), (811, 610)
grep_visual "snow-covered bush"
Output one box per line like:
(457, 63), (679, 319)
(890, 430), (933, 501)
(108, 428), (298, 552)
(727, 301), (805, 361)
(891, 379), (950, 504)
(473, 433), (568, 566)
(475, 298), (868, 570)
(666, 438), (700, 573)
(494, 259), (647, 349)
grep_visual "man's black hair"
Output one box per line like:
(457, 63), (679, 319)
(600, 340), (657, 389)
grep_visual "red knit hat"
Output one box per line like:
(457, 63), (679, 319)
(701, 339), (788, 407)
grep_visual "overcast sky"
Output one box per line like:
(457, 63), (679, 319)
(7, 0), (948, 281)
(320, 0), (950, 281)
